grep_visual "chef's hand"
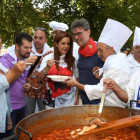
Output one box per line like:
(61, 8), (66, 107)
(93, 66), (102, 80)
(23, 83), (31, 91)
(103, 78), (116, 92)
(138, 100), (140, 104)
(25, 56), (37, 66)
(46, 59), (54, 69)
(63, 77), (78, 87)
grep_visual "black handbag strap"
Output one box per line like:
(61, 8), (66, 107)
(27, 56), (42, 77)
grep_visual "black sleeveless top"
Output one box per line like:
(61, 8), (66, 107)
(77, 52), (104, 104)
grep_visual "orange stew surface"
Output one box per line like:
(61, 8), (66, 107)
(33, 125), (140, 140)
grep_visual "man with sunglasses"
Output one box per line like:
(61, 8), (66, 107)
(24, 27), (52, 116)
(70, 18), (104, 105)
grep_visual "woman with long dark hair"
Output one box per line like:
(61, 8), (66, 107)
(37, 31), (79, 107)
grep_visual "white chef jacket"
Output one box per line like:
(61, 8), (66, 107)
(127, 54), (140, 75)
(125, 71), (140, 110)
(85, 53), (130, 107)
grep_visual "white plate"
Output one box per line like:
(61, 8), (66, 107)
(47, 75), (69, 82)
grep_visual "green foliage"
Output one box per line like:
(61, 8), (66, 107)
(0, 0), (140, 48)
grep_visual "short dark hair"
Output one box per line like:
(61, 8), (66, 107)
(34, 27), (47, 38)
(15, 32), (33, 47)
(71, 18), (90, 31)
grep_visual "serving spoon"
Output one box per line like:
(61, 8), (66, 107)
(89, 84), (107, 126)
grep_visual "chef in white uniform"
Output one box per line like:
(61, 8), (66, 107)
(49, 21), (79, 61)
(127, 26), (140, 75)
(103, 70), (140, 110)
(64, 18), (132, 107)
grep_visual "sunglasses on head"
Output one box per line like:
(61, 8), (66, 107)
(34, 27), (46, 31)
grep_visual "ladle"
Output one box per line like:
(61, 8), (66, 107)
(79, 114), (140, 138)
(89, 85), (107, 126)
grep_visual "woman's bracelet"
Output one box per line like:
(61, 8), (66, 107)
(43, 69), (47, 75)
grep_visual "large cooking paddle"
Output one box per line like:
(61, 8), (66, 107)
(79, 114), (140, 138)
(89, 84), (107, 126)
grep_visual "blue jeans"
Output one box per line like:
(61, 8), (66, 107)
(7, 106), (25, 136)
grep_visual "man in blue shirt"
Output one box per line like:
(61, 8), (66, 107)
(71, 18), (104, 104)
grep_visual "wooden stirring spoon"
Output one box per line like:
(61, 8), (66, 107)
(79, 114), (140, 138)
(89, 84), (107, 126)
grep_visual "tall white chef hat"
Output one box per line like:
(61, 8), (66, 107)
(49, 21), (69, 31)
(98, 18), (132, 53)
(133, 26), (140, 47)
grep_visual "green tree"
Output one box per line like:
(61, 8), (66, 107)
(0, 0), (140, 48)
(0, 0), (47, 47)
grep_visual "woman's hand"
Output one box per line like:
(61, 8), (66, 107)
(46, 59), (54, 69)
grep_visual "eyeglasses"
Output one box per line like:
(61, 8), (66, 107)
(73, 31), (85, 37)
(34, 27), (46, 31)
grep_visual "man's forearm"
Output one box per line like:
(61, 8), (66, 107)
(113, 83), (128, 103)
(75, 82), (85, 91)
(5, 71), (22, 84)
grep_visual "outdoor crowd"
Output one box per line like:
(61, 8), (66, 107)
(0, 18), (140, 139)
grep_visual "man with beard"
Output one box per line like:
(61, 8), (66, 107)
(0, 32), (37, 136)
(24, 27), (52, 115)
(127, 26), (140, 75)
